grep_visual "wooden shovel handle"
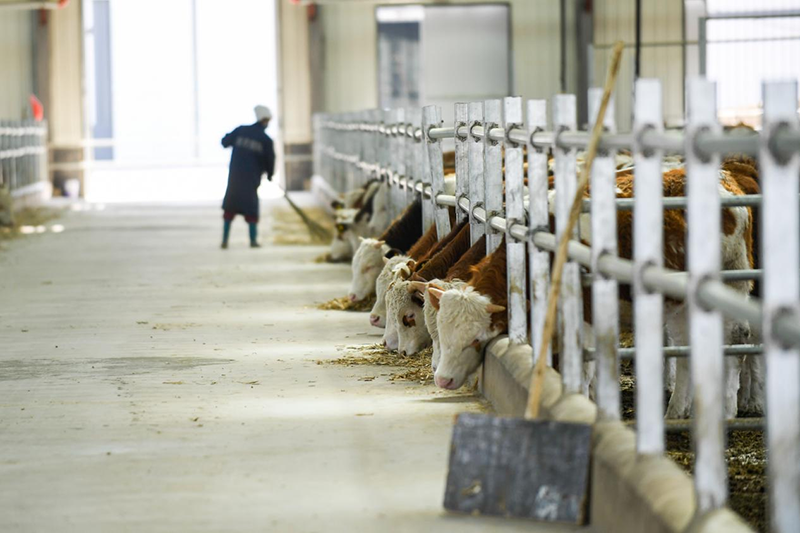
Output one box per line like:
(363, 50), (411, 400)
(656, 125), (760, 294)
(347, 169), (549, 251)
(525, 41), (626, 420)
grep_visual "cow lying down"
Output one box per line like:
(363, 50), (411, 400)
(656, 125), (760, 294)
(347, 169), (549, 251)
(428, 165), (761, 419)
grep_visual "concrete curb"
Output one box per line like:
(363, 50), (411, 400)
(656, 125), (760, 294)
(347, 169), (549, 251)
(478, 336), (755, 533)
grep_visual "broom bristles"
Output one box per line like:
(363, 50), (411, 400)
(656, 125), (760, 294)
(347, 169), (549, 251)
(283, 192), (332, 242)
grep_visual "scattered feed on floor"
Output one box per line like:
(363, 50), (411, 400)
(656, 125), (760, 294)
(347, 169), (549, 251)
(313, 252), (349, 263)
(0, 206), (62, 242)
(318, 343), (433, 385)
(619, 354), (766, 532)
(317, 295), (376, 312)
(268, 205), (334, 245)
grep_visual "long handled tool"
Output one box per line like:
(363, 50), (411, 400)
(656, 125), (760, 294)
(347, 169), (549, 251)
(443, 41), (626, 524)
(282, 191), (332, 243)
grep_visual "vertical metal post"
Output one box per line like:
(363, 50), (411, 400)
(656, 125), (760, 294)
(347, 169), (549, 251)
(686, 78), (726, 512)
(405, 108), (418, 206)
(391, 109), (404, 218)
(423, 105), (452, 239)
(381, 109), (394, 217)
(483, 99), (503, 254)
(589, 87), (620, 420)
(467, 102), (485, 245)
(312, 114), (320, 178)
(454, 103), (470, 225)
(527, 100), (552, 366)
(395, 107), (406, 203)
(761, 80), (800, 533)
(360, 111), (370, 188)
(503, 97), (527, 345)
(421, 109), (434, 231)
(553, 94), (583, 394)
(633, 79), (665, 451)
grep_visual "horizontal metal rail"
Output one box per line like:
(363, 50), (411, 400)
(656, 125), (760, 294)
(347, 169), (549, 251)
(584, 344), (764, 361)
(320, 120), (800, 160)
(626, 417), (765, 433)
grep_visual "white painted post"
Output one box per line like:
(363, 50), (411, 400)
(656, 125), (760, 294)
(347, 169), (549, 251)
(381, 109), (395, 218)
(420, 109), (434, 232)
(467, 102), (485, 245)
(392, 108), (406, 218)
(527, 100), (552, 366)
(454, 102), (470, 225)
(633, 79), (665, 451)
(588, 87), (619, 420)
(483, 99), (503, 254)
(553, 94), (583, 395)
(686, 78), (726, 512)
(503, 96), (527, 345)
(423, 105), (452, 239)
(405, 108), (418, 206)
(761, 80), (800, 533)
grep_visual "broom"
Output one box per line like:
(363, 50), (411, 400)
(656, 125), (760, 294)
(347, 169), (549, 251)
(282, 191), (332, 243)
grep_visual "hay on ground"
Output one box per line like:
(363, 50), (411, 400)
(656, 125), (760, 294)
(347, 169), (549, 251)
(0, 206), (62, 242)
(268, 205), (334, 246)
(317, 294), (376, 312)
(318, 344), (434, 385)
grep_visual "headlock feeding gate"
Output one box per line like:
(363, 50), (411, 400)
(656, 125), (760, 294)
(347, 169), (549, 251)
(312, 78), (800, 532)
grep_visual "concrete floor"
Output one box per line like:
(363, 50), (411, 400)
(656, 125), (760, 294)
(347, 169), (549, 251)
(0, 199), (583, 532)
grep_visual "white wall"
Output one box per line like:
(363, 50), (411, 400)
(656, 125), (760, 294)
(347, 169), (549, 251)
(0, 10), (34, 120)
(593, 0), (685, 130)
(319, 0), (562, 116)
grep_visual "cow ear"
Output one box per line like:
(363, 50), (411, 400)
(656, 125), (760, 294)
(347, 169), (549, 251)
(383, 256), (389, 265)
(372, 240), (385, 249)
(427, 287), (445, 310)
(358, 236), (365, 243)
(408, 281), (427, 294)
(486, 303), (506, 314)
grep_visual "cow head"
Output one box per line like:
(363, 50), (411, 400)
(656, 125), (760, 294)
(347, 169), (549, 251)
(349, 238), (388, 302)
(431, 285), (505, 389)
(386, 279), (431, 356)
(369, 255), (412, 328)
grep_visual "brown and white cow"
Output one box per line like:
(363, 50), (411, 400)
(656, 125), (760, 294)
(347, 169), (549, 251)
(430, 166), (759, 419)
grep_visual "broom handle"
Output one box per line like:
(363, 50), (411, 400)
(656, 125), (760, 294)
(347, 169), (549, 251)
(525, 41), (625, 420)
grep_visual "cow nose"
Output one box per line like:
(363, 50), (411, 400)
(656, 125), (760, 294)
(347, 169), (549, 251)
(400, 350), (407, 356)
(435, 376), (455, 389)
(383, 340), (389, 348)
(349, 294), (358, 302)
(369, 315), (380, 326)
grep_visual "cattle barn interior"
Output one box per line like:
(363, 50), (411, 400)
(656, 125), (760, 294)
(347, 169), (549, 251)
(2, 1), (800, 532)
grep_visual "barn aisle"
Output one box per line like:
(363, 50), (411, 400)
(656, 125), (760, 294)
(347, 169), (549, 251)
(0, 198), (580, 533)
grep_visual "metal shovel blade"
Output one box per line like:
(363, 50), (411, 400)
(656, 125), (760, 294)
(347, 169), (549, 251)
(444, 413), (592, 524)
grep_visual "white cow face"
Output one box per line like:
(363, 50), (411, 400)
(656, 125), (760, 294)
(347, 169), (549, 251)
(390, 280), (431, 356)
(329, 232), (353, 261)
(349, 238), (387, 302)
(432, 286), (505, 390)
(369, 256), (412, 328)
(367, 183), (390, 235)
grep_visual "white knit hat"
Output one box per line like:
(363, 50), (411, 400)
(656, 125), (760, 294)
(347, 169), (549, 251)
(254, 105), (272, 121)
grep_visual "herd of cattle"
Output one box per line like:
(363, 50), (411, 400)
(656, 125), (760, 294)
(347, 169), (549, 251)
(323, 147), (764, 420)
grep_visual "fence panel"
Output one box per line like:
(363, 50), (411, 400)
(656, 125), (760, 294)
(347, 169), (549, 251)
(588, 88), (619, 421)
(633, 79), (666, 451)
(761, 80), (800, 533)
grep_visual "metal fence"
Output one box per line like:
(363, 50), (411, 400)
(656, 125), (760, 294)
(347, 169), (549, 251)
(0, 120), (48, 198)
(313, 78), (800, 532)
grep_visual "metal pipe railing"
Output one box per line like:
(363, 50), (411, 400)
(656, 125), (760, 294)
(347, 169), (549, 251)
(313, 78), (800, 527)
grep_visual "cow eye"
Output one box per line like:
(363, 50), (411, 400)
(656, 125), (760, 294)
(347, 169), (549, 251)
(402, 313), (416, 327)
(470, 339), (481, 350)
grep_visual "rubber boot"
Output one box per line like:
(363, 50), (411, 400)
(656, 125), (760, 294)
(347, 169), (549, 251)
(221, 219), (232, 249)
(249, 223), (259, 248)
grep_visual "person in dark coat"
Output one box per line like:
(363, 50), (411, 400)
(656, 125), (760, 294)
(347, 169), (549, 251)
(220, 105), (276, 249)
